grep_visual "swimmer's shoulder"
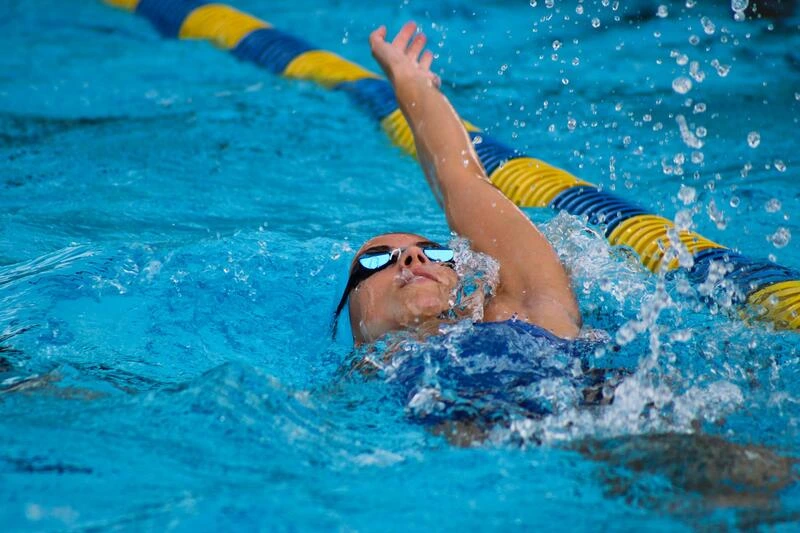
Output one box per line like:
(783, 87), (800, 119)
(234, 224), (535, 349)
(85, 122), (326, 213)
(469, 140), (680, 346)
(481, 295), (581, 339)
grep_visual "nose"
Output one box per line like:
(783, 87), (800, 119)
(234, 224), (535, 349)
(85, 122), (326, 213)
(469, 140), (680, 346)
(398, 246), (428, 267)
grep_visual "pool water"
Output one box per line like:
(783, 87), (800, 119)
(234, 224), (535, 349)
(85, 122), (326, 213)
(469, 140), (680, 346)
(1, 0), (799, 529)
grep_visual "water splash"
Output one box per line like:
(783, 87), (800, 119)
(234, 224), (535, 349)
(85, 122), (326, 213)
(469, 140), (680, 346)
(449, 237), (500, 322)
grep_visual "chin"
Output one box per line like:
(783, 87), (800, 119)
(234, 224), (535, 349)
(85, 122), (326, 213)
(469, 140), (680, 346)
(403, 294), (449, 319)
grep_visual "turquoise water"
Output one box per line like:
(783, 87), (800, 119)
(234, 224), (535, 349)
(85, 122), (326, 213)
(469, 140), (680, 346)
(1, 0), (799, 529)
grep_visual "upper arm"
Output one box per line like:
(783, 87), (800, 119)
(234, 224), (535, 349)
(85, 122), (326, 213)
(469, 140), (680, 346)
(439, 161), (582, 337)
(389, 74), (580, 336)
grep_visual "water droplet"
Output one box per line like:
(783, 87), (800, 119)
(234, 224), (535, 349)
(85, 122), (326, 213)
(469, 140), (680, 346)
(701, 16), (716, 35)
(710, 59), (731, 77)
(691, 151), (704, 164)
(656, 5), (669, 17)
(673, 153), (685, 165)
(562, 78), (570, 85)
(472, 135), (483, 145)
(765, 199), (781, 213)
(731, 0), (749, 12)
(545, 0), (554, 8)
(576, 5), (584, 14)
(571, 57), (580, 66)
(675, 208), (694, 229)
(768, 227), (791, 248)
(672, 77), (693, 94)
(591, 17), (601, 28)
(689, 35), (700, 45)
(530, 0), (537, 6)
(707, 199), (728, 230)
(686, 0), (696, 7)
(773, 160), (786, 172)
(552, 40), (562, 50)
(678, 184), (697, 205)
(695, 126), (707, 138)
(675, 115), (703, 148)
(747, 131), (760, 148)
(730, 196), (740, 208)
(689, 61), (705, 82)
(567, 117), (577, 131)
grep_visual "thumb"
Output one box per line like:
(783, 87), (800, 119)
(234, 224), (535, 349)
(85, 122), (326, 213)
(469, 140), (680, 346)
(369, 25), (387, 47)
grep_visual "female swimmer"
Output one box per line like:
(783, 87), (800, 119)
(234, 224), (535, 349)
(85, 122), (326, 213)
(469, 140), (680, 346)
(334, 22), (581, 345)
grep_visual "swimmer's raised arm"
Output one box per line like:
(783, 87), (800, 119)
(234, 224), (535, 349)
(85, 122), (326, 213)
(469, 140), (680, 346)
(370, 22), (581, 338)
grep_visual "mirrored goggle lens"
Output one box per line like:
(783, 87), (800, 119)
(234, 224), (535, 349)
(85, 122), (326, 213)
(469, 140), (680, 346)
(358, 253), (393, 270)
(423, 248), (454, 263)
(357, 247), (454, 271)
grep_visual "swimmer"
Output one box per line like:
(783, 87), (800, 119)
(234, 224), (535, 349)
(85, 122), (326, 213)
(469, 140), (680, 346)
(334, 22), (582, 345)
(330, 25), (798, 519)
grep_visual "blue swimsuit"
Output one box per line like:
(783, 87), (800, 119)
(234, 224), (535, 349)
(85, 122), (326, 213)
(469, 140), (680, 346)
(376, 320), (618, 427)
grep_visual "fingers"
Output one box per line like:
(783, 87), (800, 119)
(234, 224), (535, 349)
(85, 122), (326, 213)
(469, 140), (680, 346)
(392, 21), (417, 48)
(406, 33), (427, 61)
(419, 50), (434, 70)
(373, 21), (438, 82)
(369, 25), (387, 48)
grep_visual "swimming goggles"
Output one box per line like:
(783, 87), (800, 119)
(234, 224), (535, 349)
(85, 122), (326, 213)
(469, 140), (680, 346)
(332, 242), (455, 332)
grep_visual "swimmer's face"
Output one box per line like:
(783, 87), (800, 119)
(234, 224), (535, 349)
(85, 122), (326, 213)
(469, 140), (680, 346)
(347, 233), (458, 344)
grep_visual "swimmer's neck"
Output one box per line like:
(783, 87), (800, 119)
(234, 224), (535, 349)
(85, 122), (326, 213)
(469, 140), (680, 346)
(356, 315), (458, 347)
(408, 316), (454, 340)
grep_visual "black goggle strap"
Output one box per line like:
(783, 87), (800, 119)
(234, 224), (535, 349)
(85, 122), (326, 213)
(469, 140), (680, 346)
(331, 259), (384, 337)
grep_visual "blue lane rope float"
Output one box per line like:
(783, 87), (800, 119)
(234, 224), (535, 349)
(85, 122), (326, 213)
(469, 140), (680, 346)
(102, 0), (800, 331)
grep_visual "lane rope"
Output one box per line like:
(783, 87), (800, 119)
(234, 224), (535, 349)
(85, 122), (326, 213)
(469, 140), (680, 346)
(102, 0), (800, 331)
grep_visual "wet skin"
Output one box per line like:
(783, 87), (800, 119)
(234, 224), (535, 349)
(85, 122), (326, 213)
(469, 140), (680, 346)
(348, 232), (458, 344)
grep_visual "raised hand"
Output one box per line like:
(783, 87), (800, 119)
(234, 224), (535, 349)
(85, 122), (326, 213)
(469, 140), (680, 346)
(369, 22), (440, 89)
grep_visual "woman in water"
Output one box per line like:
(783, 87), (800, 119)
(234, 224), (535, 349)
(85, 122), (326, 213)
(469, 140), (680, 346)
(334, 21), (582, 345)
(331, 24), (797, 517)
